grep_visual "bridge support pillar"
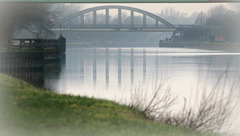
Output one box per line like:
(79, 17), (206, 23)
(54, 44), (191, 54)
(93, 10), (97, 26)
(155, 20), (159, 28)
(80, 14), (84, 26)
(118, 8), (121, 28)
(143, 14), (146, 28)
(131, 10), (134, 28)
(106, 8), (109, 26)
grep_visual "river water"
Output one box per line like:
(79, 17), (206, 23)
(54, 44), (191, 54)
(44, 45), (240, 133)
(45, 46), (240, 98)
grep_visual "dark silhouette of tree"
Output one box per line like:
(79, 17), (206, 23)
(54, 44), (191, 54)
(0, 3), (58, 47)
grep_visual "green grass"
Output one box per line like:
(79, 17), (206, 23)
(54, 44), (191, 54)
(0, 74), (213, 136)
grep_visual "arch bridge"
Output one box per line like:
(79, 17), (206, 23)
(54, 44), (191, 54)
(53, 5), (177, 32)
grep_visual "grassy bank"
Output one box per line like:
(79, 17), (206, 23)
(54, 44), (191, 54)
(0, 74), (212, 136)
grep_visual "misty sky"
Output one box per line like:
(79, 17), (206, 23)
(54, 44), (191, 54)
(79, 3), (232, 16)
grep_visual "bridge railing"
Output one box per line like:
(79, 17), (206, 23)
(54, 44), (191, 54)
(58, 24), (170, 29)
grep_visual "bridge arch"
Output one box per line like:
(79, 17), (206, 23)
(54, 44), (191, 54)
(55, 5), (176, 29)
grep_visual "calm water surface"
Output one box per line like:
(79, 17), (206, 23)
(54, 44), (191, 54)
(45, 46), (240, 99)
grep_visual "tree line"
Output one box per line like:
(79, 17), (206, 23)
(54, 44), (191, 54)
(188, 5), (240, 42)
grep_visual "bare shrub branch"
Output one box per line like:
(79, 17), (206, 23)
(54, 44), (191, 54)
(128, 70), (237, 133)
(128, 76), (177, 117)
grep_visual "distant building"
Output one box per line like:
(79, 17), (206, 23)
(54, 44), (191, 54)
(214, 31), (224, 42)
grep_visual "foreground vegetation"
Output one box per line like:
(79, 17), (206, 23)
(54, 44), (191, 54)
(0, 74), (214, 136)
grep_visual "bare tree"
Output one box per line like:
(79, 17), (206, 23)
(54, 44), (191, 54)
(53, 3), (84, 26)
(53, 4), (83, 18)
(195, 11), (207, 26)
(0, 3), (58, 47)
(158, 7), (196, 24)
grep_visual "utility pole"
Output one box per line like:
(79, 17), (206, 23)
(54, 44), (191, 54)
(60, 23), (62, 37)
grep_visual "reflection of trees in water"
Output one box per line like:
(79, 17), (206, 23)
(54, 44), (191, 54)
(8, 71), (45, 87)
(0, 54), (65, 88)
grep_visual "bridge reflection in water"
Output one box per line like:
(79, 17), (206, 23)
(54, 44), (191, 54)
(63, 47), (240, 95)
(73, 47), (158, 90)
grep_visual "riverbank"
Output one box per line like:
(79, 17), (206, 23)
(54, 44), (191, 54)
(0, 74), (211, 136)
